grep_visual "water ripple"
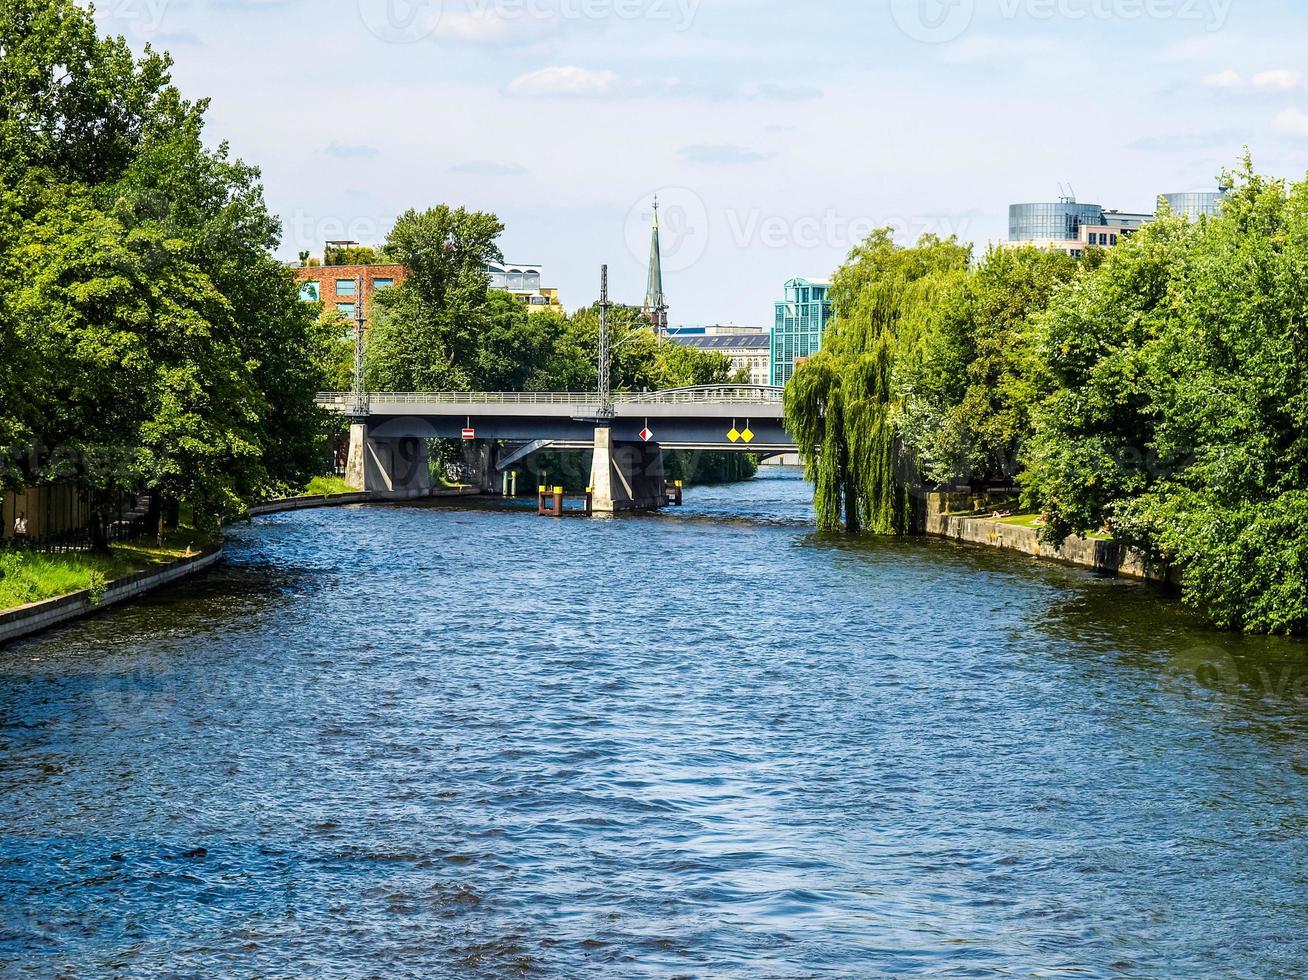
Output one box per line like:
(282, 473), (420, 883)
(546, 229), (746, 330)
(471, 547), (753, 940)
(3, 470), (1308, 976)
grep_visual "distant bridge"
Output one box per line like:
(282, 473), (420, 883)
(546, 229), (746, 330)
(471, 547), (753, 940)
(315, 386), (795, 451)
(316, 386), (796, 512)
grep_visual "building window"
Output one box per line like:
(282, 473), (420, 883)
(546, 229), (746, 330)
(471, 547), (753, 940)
(372, 278), (395, 290)
(336, 279), (357, 297)
(1110, 234), (1118, 245)
(337, 302), (355, 316)
(299, 281), (320, 302)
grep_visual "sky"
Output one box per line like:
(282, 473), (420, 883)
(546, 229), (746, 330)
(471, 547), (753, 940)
(94, 0), (1308, 326)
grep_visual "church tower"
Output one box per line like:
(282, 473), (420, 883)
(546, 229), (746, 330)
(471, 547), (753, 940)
(642, 196), (669, 332)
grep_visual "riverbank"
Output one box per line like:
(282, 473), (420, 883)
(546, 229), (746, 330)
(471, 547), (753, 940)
(249, 485), (480, 517)
(925, 492), (1176, 584)
(0, 543), (224, 647)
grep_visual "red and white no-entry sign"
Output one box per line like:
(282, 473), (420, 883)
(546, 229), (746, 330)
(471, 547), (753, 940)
(462, 427), (476, 441)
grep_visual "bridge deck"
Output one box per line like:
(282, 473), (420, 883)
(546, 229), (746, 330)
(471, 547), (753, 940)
(319, 386), (796, 452)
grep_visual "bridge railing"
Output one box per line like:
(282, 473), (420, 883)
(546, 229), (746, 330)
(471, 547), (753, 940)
(315, 386), (785, 410)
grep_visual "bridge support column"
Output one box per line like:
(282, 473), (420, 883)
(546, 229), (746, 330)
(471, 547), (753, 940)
(344, 424), (431, 498)
(589, 426), (665, 514)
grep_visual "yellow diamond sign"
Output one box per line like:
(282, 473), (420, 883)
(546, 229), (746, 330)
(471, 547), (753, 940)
(727, 427), (741, 443)
(741, 427), (755, 444)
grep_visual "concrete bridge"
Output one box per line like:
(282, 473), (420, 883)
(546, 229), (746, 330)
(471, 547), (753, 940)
(316, 386), (796, 512)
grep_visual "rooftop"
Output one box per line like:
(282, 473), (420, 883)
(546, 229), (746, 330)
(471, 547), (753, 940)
(672, 335), (770, 350)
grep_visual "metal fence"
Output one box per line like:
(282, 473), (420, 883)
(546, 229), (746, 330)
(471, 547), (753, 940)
(1, 490), (152, 555)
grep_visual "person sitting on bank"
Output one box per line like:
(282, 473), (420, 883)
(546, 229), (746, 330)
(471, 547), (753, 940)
(14, 512), (29, 546)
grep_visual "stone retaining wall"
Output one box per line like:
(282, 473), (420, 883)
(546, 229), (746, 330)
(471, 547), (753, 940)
(924, 493), (1175, 584)
(0, 546), (225, 648)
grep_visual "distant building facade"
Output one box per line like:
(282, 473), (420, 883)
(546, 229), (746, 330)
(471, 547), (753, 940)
(293, 263), (406, 319)
(1160, 191), (1225, 218)
(668, 332), (771, 386)
(771, 278), (832, 387)
(485, 261), (564, 314)
(292, 251), (562, 318)
(1006, 190), (1224, 258)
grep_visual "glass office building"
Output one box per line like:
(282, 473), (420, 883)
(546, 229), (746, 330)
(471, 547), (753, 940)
(1008, 201), (1106, 242)
(771, 278), (833, 386)
(1160, 191), (1224, 218)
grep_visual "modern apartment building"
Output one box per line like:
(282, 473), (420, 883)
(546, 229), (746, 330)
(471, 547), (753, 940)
(1160, 191), (1225, 218)
(771, 278), (833, 387)
(485, 261), (564, 314)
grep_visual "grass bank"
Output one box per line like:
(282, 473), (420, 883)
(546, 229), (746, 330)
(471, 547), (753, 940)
(0, 529), (217, 613)
(303, 475), (353, 496)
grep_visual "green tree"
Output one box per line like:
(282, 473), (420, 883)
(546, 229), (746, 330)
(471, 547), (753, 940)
(1022, 154), (1308, 633)
(366, 206), (505, 391)
(899, 246), (1080, 486)
(785, 231), (971, 531)
(1, 0), (331, 530)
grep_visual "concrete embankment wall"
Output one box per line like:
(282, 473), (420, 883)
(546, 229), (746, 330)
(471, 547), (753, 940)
(247, 492), (372, 517)
(924, 493), (1176, 584)
(248, 487), (480, 518)
(0, 546), (225, 647)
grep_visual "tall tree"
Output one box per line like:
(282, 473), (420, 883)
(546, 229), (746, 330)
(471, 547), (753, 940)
(785, 231), (971, 532)
(366, 206), (505, 391)
(1, 0), (330, 529)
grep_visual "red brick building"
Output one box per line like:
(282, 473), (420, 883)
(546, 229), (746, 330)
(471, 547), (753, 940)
(292, 263), (407, 320)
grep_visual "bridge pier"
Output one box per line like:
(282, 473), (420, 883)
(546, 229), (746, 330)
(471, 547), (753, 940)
(589, 426), (665, 514)
(344, 424), (431, 498)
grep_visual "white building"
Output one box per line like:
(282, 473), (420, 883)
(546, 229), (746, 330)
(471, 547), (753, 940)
(667, 332), (771, 386)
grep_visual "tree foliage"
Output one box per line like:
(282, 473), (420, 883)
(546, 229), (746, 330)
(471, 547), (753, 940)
(787, 155), (1308, 634)
(785, 231), (970, 532)
(0, 0), (329, 534)
(1023, 154), (1308, 633)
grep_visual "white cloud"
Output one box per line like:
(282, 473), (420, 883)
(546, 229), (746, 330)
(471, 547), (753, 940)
(1252, 69), (1302, 90)
(435, 10), (548, 44)
(1202, 68), (1303, 92)
(1202, 69), (1242, 88)
(1274, 108), (1308, 137)
(504, 65), (618, 98)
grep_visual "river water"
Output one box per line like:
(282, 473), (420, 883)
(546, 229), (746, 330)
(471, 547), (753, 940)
(3, 468), (1308, 977)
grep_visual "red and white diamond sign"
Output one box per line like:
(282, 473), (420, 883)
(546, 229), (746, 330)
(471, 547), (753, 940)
(639, 426), (653, 442)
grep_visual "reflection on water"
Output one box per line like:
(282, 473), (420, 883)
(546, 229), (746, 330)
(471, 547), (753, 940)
(3, 468), (1308, 976)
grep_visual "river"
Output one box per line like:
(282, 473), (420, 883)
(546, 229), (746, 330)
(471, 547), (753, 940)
(3, 468), (1308, 976)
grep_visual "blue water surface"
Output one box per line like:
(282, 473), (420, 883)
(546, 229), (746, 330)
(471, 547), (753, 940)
(3, 468), (1308, 977)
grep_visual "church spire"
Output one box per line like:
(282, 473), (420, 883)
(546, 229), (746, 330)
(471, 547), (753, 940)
(643, 196), (668, 332)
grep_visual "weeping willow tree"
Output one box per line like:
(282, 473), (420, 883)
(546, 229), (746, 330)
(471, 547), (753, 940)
(784, 231), (971, 532)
